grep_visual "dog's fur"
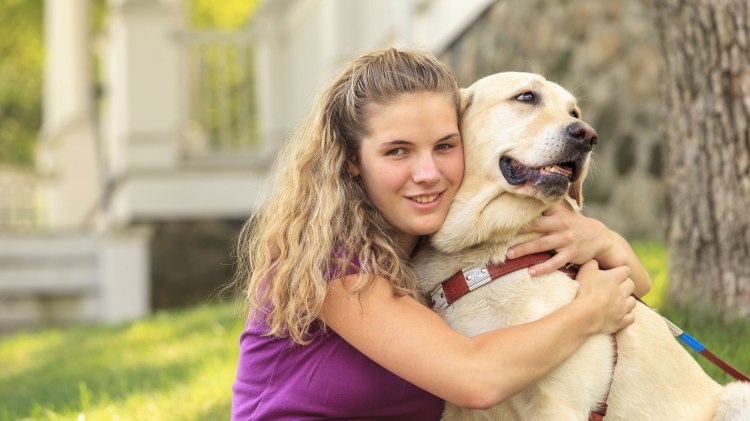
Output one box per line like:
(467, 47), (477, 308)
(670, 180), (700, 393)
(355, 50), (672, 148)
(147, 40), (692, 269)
(413, 72), (750, 420)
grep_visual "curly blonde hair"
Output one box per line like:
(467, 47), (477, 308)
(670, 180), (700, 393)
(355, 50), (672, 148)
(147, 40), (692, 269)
(236, 48), (459, 344)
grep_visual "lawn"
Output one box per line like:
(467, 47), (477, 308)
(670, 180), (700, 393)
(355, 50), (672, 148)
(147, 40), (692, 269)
(0, 302), (247, 421)
(634, 242), (750, 384)
(0, 242), (748, 420)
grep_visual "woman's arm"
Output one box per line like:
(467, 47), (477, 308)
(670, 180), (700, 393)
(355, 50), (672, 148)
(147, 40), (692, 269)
(506, 201), (652, 297)
(322, 260), (635, 409)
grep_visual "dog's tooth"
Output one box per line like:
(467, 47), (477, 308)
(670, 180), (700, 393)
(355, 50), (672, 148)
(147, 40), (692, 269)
(543, 165), (571, 178)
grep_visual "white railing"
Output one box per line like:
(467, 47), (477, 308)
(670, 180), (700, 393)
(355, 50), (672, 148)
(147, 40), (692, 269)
(0, 168), (48, 232)
(180, 30), (260, 159)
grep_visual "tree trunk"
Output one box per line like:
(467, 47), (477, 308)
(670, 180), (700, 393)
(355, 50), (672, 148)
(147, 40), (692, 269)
(653, 0), (750, 318)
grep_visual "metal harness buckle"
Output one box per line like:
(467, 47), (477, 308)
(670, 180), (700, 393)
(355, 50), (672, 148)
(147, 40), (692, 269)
(429, 264), (491, 310)
(462, 264), (492, 290)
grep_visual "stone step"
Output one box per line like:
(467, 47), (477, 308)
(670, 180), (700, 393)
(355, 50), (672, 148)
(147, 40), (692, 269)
(0, 234), (99, 298)
(0, 234), (98, 258)
(0, 229), (151, 331)
(0, 267), (98, 297)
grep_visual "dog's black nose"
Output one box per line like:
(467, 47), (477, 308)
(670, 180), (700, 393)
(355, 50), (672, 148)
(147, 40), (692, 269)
(566, 122), (599, 151)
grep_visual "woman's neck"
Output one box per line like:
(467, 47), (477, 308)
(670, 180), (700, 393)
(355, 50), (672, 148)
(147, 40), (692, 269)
(397, 234), (421, 258)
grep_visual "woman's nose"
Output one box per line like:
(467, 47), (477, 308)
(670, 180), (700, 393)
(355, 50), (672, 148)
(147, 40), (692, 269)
(412, 155), (440, 184)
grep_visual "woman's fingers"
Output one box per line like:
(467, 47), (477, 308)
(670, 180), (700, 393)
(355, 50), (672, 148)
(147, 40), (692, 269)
(627, 295), (637, 311)
(543, 201), (572, 217)
(507, 233), (566, 259)
(608, 264), (631, 281)
(620, 309), (636, 330)
(612, 275), (636, 330)
(518, 213), (561, 234)
(528, 252), (570, 276)
(520, 201), (575, 233)
(575, 263), (636, 334)
(620, 277), (635, 296)
(579, 258), (600, 271)
(619, 286), (637, 329)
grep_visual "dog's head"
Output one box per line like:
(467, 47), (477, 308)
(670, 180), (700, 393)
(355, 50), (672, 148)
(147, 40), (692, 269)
(432, 72), (597, 253)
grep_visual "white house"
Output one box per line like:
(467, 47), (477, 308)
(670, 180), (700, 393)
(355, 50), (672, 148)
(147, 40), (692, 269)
(0, 0), (495, 330)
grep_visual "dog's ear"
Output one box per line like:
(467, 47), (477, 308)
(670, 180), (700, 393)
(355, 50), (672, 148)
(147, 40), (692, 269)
(459, 87), (474, 122)
(567, 163), (588, 208)
(567, 179), (583, 208)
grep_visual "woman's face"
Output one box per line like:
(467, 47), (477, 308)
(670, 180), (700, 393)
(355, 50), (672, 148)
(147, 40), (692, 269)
(348, 92), (464, 251)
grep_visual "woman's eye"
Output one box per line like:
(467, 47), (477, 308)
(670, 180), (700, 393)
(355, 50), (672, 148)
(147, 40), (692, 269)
(435, 143), (453, 152)
(515, 91), (536, 102)
(387, 148), (406, 156)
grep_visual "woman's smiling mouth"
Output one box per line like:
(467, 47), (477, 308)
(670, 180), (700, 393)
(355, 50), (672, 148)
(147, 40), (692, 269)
(409, 192), (442, 204)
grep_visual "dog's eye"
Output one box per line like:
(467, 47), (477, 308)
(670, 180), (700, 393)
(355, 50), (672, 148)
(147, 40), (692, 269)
(515, 92), (536, 102)
(570, 110), (580, 118)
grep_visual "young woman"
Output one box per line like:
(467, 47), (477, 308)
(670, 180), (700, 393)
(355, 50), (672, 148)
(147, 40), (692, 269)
(231, 48), (650, 420)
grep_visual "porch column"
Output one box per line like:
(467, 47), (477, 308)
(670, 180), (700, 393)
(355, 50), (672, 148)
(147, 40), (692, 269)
(39, 0), (101, 228)
(103, 0), (184, 225)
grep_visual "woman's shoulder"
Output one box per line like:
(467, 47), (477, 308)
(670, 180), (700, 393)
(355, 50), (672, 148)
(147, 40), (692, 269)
(328, 246), (363, 280)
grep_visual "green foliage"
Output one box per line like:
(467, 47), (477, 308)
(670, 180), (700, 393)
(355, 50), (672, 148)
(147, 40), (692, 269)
(189, 0), (260, 29)
(0, 0), (258, 168)
(0, 0), (43, 167)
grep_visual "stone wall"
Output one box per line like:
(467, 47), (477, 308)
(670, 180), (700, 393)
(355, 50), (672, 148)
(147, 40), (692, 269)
(441, 0), (664, 240)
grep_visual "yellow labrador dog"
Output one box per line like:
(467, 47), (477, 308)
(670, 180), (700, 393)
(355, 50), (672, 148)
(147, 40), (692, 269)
(413, 72), (750, 420)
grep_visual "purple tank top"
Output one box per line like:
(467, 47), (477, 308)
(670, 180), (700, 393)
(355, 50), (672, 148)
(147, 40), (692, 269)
(231, 318), (444, 420)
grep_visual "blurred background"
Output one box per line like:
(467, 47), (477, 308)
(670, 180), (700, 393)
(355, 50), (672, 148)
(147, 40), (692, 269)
(2, 0), (747, 419)
(0, 0), (664, 331)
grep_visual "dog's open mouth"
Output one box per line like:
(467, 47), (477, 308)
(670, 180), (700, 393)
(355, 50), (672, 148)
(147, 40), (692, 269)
(500, 156), (582, 197)
(500, 157), (577, 184)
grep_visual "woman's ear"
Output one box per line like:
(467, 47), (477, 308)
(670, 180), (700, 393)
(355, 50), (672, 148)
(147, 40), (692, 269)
(346, 160), (360, 177)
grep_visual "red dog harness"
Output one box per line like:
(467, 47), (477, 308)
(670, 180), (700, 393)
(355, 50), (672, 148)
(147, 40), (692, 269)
(429, 251), (617, 420)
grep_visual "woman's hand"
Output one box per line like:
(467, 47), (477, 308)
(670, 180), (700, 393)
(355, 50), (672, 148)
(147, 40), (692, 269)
(506, 201), (613, 276)
(507, 201), (652, 297)
(574, 260), (637, 334)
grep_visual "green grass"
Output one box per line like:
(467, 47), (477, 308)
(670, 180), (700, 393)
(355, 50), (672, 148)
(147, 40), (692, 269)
(632, 241), (750, 384)
(633, 241), (670, 309)
(0, 301), (246, 421)
(658, 301), (750, 384)
(0, 243), (747, 420)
